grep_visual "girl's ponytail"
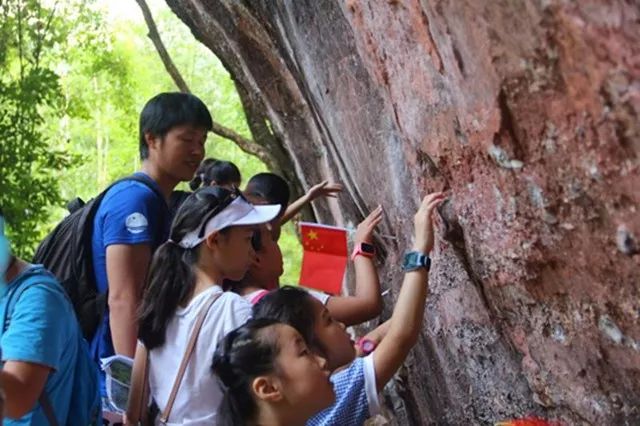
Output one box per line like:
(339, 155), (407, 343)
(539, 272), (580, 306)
(211, 318), (281, 426)
(138, 241), (196, 349)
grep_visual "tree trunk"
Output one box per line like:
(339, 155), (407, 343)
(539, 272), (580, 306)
(164, 1), (640, 424)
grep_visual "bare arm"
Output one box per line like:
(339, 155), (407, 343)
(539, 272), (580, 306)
(106, 244), (151, 357)
(1, 361), (50, 418)
(354, 320), (391, 357)
(364, 319), (391, 345)
(326, 206), (383, 326)
(280, 181), (343, 224)
(373, 192), (444, 392)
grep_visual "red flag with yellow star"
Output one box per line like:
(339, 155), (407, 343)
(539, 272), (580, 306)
(299, 222), (348, 295)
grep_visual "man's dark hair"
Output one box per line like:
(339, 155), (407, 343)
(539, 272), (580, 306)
(139, 92), (213, 159)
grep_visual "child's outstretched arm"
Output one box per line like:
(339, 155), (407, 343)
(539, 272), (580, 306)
(280, 180), (343, 224)
(325, 206), (384, 326)
(372, 192), (445, 392)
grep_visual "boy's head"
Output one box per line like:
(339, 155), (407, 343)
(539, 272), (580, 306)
(252, 286), (355, 371)
(248, 224), (283, 288)
(139, 92), (213, 181)
(245, 173), (290, 219)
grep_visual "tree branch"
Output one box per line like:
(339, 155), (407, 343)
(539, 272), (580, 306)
(209, 121), (270, 164)
(134, 0), (273, 163)
(134, 0), (190, 93)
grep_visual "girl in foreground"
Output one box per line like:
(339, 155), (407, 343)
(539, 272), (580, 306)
(212, 318), (335, 426)
(254, 192), (445, 425)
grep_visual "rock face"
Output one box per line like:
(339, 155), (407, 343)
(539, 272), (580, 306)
(165, 1), (640, 424)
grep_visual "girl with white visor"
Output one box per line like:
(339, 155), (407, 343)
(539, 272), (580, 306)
(126, 186), (280, 425)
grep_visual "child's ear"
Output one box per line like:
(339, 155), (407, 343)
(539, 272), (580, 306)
(205, 230), (222, 250)
(144, 131), (160, 151)
(252, 376), (282, 402)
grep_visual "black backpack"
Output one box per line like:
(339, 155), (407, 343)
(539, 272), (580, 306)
(33, 175), (165, 342)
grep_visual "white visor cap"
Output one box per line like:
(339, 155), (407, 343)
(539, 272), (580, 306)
(178, 196), (280, 249)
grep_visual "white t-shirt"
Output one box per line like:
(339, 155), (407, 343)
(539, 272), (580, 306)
(242, 287), (331, 305)
(148, 286), (251, 425)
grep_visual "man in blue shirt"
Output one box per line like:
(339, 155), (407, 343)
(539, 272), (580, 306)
(0, 211), (100, 425)
(90, 92), (212, 399)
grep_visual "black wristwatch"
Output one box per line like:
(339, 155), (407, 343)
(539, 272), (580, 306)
(402, 251), (431, 272)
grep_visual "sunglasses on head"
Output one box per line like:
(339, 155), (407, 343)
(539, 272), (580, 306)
(193, 186), (247, 239)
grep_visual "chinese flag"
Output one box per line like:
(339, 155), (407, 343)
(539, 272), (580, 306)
(299, 222), (348, 295)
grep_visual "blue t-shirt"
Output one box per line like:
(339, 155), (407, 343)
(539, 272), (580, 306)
(0, 265), (100, 425)
(90, 173), (169, 393)
(307, 356), (379, 426)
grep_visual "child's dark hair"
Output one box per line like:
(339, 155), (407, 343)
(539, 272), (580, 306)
(189, 158), (241, 190)
(139, 92), (213, 160)
(245, 173), (290, 215)
(212, 318), (282, 426)
(138, 186), (233, 349)
(252, 286), (326, 355)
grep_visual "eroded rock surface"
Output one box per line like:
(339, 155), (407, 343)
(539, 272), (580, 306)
(165, 1), (640, 424)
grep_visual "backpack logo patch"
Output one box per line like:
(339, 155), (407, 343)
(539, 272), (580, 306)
(126, 213), (149, 234)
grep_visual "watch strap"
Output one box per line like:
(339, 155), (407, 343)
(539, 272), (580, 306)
(351, 243), (375, 261)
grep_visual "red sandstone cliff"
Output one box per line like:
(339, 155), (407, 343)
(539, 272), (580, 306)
(165, 1), (640, 424)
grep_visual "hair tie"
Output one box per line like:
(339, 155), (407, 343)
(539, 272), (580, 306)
(215, 376), (230, 393)
(167, 239), (178, 246)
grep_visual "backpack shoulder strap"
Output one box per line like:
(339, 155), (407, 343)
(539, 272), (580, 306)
(91, 174), (166, 219)
(102, 174), (168, 230)
(159, 292), (224, 423)
(112, 174), (166, 205)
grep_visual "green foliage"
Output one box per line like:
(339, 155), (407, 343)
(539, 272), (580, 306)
(0, 0), (78, 256)
(0, 0), (301, 282)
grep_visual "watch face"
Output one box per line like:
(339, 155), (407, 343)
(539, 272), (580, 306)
(402, 252), (417, 269)
(361, 339), (376, 353)
(403, 251), (429, 271)
(361, 242), (375, 254)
